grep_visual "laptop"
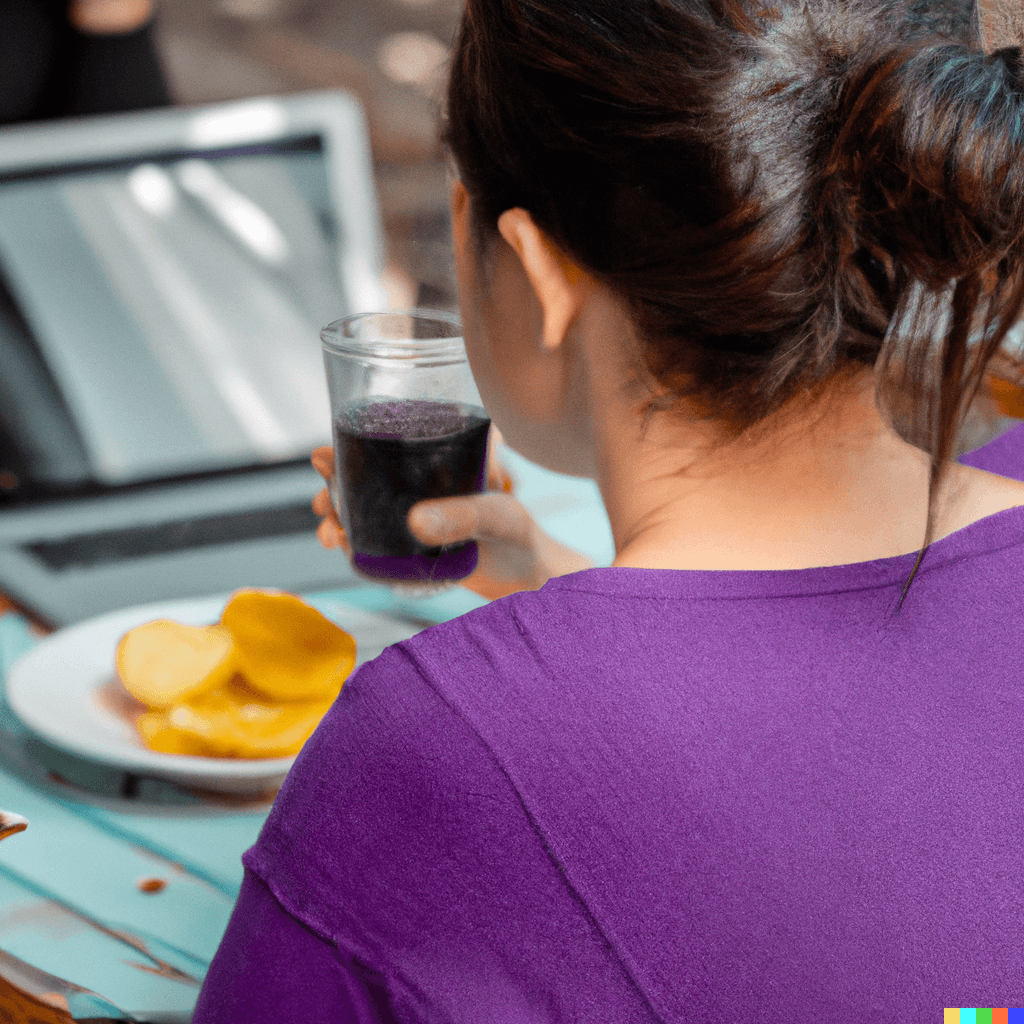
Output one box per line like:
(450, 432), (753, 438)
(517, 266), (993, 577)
(0, 91), (387, 627)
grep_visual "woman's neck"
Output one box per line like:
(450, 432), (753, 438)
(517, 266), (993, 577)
(979, 0), (1024, 50)
(593, 368), (1021, 572)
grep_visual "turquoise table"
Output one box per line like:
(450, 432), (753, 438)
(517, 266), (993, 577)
(0, 451), (613, 1022)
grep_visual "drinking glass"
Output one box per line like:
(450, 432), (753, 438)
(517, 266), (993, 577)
(320, 310), (490, 591)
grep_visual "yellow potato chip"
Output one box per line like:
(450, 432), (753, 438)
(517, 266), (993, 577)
(161, 677), (339, 758)
(220, 590), (356, 702)
(117, 620), (237, 708)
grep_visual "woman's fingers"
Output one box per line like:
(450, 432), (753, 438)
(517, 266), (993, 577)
(311, 446), (334, 480)
(407, 493), (534, 548)
(311, 450), (344, 552)
(406, 491), (590, 600)
(316, 516), (348, 552)
(407, 492), (543, 599)
(486, 429), (515, 494)
(312, 485), (348, 552)
(311, 486), (335, 518)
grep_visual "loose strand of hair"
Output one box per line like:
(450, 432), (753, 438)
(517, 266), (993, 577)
(896, 269), (1024, 613)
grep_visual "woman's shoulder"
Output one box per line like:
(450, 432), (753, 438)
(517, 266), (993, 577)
(928, 458), (1024, 544)
(942, 421), (1024, 539)
(959, 421), (1024, 478)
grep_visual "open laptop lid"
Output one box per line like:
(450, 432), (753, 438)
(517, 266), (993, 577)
(0, 92), (385, 625)
(0, 91), (384, 502)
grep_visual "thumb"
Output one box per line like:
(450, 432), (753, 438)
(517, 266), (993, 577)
(408, 493), (534, 547)
(407, 498), (479, 547)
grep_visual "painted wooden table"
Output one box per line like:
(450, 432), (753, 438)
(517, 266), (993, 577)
(0, 450), (614, 1023)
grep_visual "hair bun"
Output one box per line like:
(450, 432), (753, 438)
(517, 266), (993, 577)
(827, 37), (1024, 293)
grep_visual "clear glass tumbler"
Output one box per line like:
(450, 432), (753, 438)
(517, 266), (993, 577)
(321, 310), (490, 590)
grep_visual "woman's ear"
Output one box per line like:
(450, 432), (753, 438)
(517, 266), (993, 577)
(497, 208), (590, 351)
(450, 179), (471, 262)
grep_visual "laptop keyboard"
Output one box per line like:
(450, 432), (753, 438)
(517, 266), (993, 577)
(25, 502), (321, 571)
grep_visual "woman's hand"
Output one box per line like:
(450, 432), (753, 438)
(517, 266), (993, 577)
(310, 436), (593, 601)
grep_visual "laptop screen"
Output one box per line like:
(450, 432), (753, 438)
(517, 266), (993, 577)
(0, 135), (344, 505)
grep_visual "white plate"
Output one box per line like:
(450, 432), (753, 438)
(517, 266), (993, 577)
(5, 594), (426, 795)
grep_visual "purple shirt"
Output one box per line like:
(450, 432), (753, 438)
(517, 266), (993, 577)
(195, 424), (1024, 1021)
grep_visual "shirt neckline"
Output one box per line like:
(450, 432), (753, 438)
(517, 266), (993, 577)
(542, 502), (1024, 602)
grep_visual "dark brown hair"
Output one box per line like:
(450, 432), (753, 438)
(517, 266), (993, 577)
(443, 0), (1024, 607)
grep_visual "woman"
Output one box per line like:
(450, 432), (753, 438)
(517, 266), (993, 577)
(195, 0), (1024, 1018)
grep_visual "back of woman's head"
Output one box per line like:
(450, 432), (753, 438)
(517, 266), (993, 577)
(444, 0), (1024, 602)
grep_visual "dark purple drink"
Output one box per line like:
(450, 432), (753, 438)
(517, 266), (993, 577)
(332, 399), (491, 584)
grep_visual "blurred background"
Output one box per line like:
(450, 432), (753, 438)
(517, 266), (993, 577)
(155, 0), (459, 312)
(0, 0), (485, 626)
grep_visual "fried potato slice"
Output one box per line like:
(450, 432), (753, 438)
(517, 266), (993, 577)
(117, 620), (237, 709)
(144, 676), (341, 758)
(136, 711), (215, 756)
(220, 590), (356, 702)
